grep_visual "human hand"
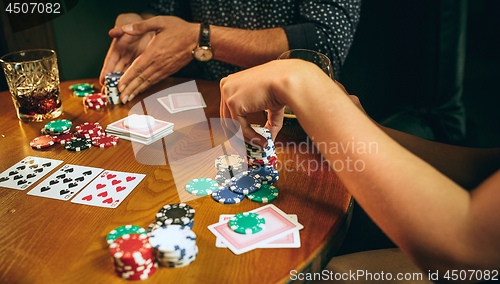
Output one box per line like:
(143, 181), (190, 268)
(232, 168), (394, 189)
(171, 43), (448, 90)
(99, 13), (153, 88)
(116, 16), (199, 103)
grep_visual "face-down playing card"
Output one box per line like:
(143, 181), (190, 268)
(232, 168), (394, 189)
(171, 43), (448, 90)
(0, 156), (63, 190)
(27, 164), (103, 200)
(71, 170), (145, 208)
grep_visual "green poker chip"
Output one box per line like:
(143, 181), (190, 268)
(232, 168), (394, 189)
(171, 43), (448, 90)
(185, 178), (218, 196)
(73, 90), (94, 97)
(106, 225), (147, 245)
(45, 119), (72, 132)
(69, 83), (94, 91)
(247, 184), (279, 203)
(228, 212), (266, 234)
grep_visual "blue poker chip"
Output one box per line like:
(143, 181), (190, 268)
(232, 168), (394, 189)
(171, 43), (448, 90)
(214, 168), (243, 186)
(229, 171), (262, 195)
(248, 165), (279, 185)
(212, 186), (245, 204)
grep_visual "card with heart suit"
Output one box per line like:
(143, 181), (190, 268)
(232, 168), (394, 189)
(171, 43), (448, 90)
(216, 214), (301, 248)
(27, 164), (103, 201)
(207, 204), (304, 255)
(157, 92), (206, 114)
(0, 156), (63, 190)
(71, 170), (145, 208)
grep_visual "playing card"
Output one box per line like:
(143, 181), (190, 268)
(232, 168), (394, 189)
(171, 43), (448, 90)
(0, 156), (63, 190)
(207, 204), (304, 255)
(106, 116), (174, 140)
(27, 164), (103, 201)
(157, 92), (206, 114)
(71, 170), (145, 208)
(216, 214), (301, 248)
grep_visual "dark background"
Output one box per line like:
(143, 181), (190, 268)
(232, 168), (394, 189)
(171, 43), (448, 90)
(1, 0), (500, 255)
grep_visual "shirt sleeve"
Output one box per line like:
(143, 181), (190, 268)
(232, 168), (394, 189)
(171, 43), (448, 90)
(148, 0), (192, 21)
(282, 0), (361, 77)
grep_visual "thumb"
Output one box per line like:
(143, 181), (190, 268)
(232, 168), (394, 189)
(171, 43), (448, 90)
(122, 17), (161, 35)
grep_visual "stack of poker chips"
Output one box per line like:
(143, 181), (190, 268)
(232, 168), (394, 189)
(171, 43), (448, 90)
(69, 83), (94, 97)
(149, 225), (198, 268)
(246, 125), (278, 168)
(83, 93), (107, 109)
(108, 233), (157, 280)
(104, 72), (123, 104)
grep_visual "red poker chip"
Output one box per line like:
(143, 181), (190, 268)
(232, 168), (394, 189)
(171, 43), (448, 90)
(30, 135), (55, 149)
(75, 122), (102, 133)
(76, 129), (104, 139)
(52, 132), (77, 144)
(109, 234), (153, 263)
(118, 263), (157, 280)
(92, 135), (119, 148)
(84, 93), (107, 109)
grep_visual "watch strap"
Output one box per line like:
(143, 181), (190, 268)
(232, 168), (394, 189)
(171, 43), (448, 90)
(199, 23), (210, 47)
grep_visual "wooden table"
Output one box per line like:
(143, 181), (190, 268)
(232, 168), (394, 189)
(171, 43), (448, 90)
(0, 77), (352, 284)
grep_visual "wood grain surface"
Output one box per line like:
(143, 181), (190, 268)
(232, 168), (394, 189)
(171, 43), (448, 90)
(0, 77), (352, 284)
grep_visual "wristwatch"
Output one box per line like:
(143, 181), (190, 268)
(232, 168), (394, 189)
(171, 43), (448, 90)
(192, 23), (213, 62)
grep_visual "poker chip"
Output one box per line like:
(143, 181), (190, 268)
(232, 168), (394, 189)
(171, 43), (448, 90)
(214, 168), (236, 186)
(45, 119), (72, 132)
(185, 178), (218, 196)
(69, 83), (94, 91)
(84, 93), (107, 109)
(247, 184), (279, 203)
(229, 171), (262, 195)
(107, 225), (147, 245)
(214, 154), (245, 171)
(73, 90), (94, 97)
(147, 220), (194, 237)
(75, 122), (104, 139)
(155, 203), (195, 226)
(51, 132), (77, 144)
(91, 134), (119, 148)
(149, 226), (197, 267)
(123, 114), (156, 129)
(30, 135), (55, 149)
(228, 212), (266, 234)
(212, 186), (245, 204)
(64, 138), (92, 151)
(248, 165), (279, 184)
(105, 72), (123, 104)
(109, 234), (157, 279)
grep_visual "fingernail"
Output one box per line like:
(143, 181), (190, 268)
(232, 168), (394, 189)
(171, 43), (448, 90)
(122, 25), (133, 32)
(128, 94), (135, 102)
(122, 96), (129, 104)
(119, 84), (126, 92)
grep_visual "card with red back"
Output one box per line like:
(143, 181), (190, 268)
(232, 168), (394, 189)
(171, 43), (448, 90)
(106, 116), (174, 139)
(215, 214), (301, 248)
(157, 92), (206, 114)
(71, 170), (145, 208)
(207, 204), (304, 255)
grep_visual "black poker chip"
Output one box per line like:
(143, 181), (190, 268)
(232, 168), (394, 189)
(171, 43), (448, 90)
(155, 203), (195, 226)
(64, 138), (92, 151)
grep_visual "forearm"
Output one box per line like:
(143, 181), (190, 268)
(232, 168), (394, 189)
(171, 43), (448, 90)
(211, 26), (289, 68)
(273, 64), (480, 270)
(379, 126), (500, 190)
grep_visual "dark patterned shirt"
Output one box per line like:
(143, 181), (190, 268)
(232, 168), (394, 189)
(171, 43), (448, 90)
(150, 0), (361, 80)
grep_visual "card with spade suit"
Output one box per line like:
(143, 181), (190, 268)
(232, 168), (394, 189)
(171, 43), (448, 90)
(71, 170), (145, 208)
(0, 156), (63, 190)
(27, 164), (103, 200)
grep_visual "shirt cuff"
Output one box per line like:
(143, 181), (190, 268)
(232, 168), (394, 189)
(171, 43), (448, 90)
(282, 23), (318, 50)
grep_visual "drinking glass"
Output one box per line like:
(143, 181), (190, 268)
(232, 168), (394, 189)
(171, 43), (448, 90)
(0, 49), (62, 122)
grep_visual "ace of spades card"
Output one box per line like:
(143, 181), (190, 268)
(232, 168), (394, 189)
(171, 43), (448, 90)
(72, 170), (145, 208)
(28, 164), (103, 200)
(0, 156), (63, 190)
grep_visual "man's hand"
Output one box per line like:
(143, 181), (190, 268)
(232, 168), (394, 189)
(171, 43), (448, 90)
(99, 13), (153, 87)
(116, 16), (199, 103)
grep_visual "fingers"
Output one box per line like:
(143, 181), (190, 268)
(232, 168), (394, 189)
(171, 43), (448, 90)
(265, 108), (285, 140)
(99, 44), (120, 85)
(108, 27), (124, 38)
(122, 17), (162, 35)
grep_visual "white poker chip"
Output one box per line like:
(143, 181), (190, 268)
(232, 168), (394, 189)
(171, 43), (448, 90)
(123, 114), (156, 129)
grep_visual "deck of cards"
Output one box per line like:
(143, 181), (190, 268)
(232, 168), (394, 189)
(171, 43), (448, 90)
(157, 92), (207, 114)
(106, 114), (174, 145)
(208, 204), (303, 255)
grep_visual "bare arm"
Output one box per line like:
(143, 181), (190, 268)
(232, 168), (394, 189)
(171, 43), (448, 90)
(220, 60), (500, 275)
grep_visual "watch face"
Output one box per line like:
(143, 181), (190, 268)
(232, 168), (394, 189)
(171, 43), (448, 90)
(193, 46), (213, 62)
